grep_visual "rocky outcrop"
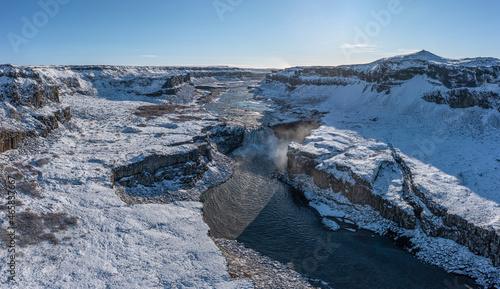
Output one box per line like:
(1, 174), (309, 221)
(1, 67), (60, 108)
(140, 74), (193, 96)
(0, 65), (72, 153)
(162, 74), (192, 89)
(391, 148), (500, 266)
(287, 144), (418, 230)
(0, 129), (28, 153)
(112, 143), (211, 189)
(112, 123), (244, 189)
(201, 123), (245, 154)
(423, 89), (500, 112)
(0, 107), (72, 153)
(34, 107), (72, 137)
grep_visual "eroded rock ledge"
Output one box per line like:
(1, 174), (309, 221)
(112, 143), (211, 188)
(111, 123), (245, 204)
(286, 127), (500, 267)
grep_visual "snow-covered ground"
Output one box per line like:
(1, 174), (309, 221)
(0, 66), (260, 288)
(259, 51), (500, 287)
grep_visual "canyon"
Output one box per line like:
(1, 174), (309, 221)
(1, 51), (499, 287)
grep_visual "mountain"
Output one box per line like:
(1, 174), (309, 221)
(266, 50), (500, 112)
(366, 49), (500, 67)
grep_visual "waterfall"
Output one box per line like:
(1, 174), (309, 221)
(234, 127), (289, 170)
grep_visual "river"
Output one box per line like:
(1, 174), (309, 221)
(202, 81), (478, 289)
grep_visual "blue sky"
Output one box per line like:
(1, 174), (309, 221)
(1, 0), (499, 68)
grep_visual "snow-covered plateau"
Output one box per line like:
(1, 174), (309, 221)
(260, 50), (500, 287)
(0, 65), (265, 288)
(1, 49), (500, 288)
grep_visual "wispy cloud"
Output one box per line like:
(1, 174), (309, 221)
(140, 55), (158, 58)
(340, 43), (380, 52)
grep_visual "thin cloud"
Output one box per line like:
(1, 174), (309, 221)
(140, 55), (158, 58)
(340, 43), (379, 50)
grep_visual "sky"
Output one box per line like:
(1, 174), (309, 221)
(1, 0), (499, 68)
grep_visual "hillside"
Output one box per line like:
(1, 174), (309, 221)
(260, 51), (500, 287)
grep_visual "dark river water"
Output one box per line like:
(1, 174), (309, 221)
(202, 82), (479, 289)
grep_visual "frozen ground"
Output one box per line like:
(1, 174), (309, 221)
(0, 66), (261, 288)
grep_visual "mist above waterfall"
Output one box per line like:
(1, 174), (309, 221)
(233, 128), (290, 170)
(233, 122), (320, 171)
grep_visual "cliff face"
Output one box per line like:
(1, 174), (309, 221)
(112, 123), (245, 188)
(287, 132), (418, 230)
(0, 65), (60, 108)
(267, 62), (500, 89)
(0, 65), (72, 153)
(0, 129), (28, 154)
(112, 143), (211, 189)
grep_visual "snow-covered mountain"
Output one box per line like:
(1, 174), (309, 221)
(260, 51), (500, 287)
(267, 50), (500, 112)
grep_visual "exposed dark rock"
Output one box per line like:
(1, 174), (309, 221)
(267, 62), (500, 90)
(202, 123), (245, 154)
(0, 129), (28, 154)
(423, 89), (500, 111)
(390, 148), (500, 266)
(34, 106), (72, 137)
(0, 107), (71, 154)
(112, 122), (245, 189)
(0, 67), (60, 108)
(112, 143), (211, 189)
(162, 74), (191, 89)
